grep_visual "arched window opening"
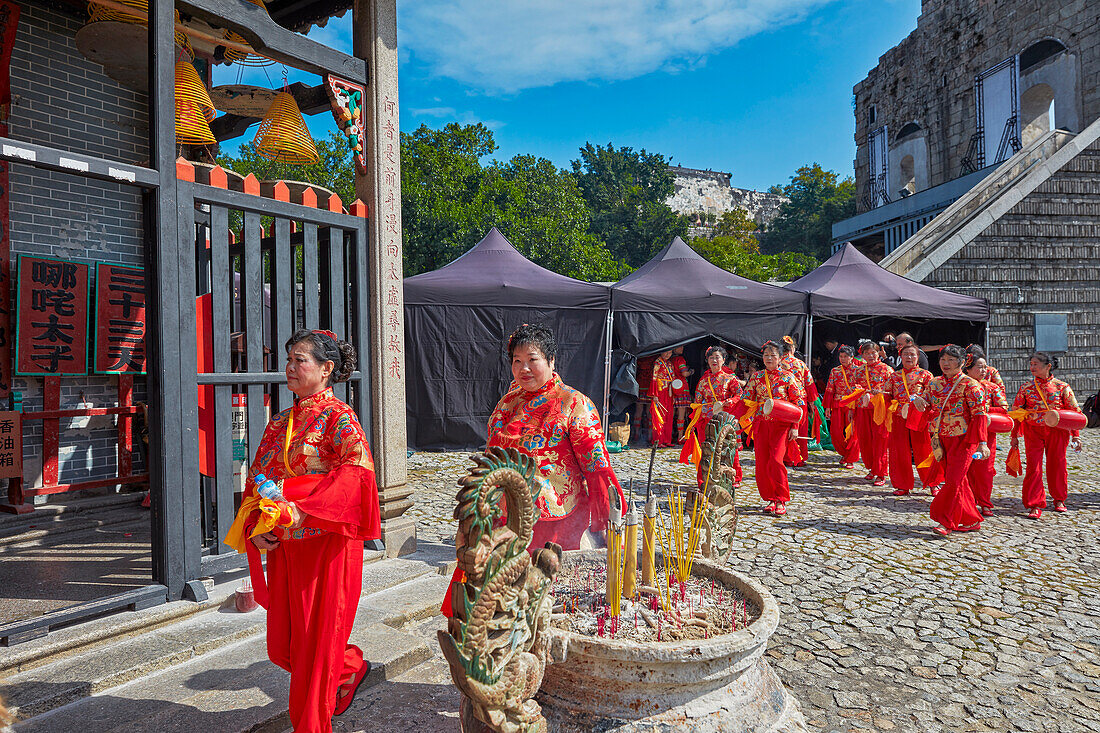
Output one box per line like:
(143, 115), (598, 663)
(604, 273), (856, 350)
(895, 122), (921, 143)
(1020, 83), (1056, 146)
(1020, 39), (1067, 73)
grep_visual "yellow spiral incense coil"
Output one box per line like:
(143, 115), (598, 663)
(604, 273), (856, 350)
(86, 1), (194, 60)
(253, 92), (319, 165)
(222, 0), (274, 66)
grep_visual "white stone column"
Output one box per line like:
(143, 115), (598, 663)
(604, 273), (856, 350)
(354, 0), (415, 556)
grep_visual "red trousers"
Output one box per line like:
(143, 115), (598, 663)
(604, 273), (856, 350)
(754, 418), (790, 503)
(929, 434), (982, 531)
(1021, 423), (1070, 508)
(784, 407), (810, 466)
(966, 435), (997, 509)
(695, 417), (742, 488)
(854, 406), (888, 477)
(266, 533), (364, 733)
(888, 417), (944, 493)
(830, 407), (859, 464)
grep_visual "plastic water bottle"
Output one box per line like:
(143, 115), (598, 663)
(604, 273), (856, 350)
(971, 451), (987, 461)
(254, 473), (283, 500)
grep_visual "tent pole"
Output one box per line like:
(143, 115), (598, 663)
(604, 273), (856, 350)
(602, 309), (613, 429)
(983, 320), (990, 359)
(804, 315), (813, 364)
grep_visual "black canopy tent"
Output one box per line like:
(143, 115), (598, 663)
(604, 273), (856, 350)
(404, 228), (612, 450)
(608, 237), (809, 417)
(785, 243), (990, 375)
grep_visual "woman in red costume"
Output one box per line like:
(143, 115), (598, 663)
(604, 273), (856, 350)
(964, 353), (1008, 516)
(780, 336), (815, 467)
(1010, 351), (1084, 519)
(920, 345), (988, 536)
(886, 344), (943, 496)
(487, 323), (627, 549)
(823, 345), (860, 469)
(671, 345), (693, 443)
(966, 344), (1005, 394)
(743, 341), (805, 516)
(852, 340), (894, 487)
(690, 345), (743, 487)
(225, 329), (381, 733)
(647, 349), (676, 448)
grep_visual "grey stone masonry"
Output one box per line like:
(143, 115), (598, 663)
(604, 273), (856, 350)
(851, 0), (1100, 211)
(667, 166), (787, 228)
(6, 1), (149, 489)
(922, 138), (1100, 399)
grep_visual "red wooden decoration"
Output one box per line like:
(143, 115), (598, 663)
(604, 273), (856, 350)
(94, 263), (147, 374)
(15, 256), (90, 376)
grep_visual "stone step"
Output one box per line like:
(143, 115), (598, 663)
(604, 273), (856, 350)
(2, 551), (449, 726)
(10, 617), (435, 732)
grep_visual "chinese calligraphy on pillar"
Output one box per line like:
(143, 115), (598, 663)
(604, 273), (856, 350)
(380, 95), (403, 380)
(15, 256), (89, 376)
(93, 264), (146, 374)
(0, 410), (20, 478)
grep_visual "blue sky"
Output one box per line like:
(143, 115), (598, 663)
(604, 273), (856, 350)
(214, 0), (921, 191)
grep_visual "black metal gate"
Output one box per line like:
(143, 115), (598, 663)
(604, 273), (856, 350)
(172, 165), (371, 585)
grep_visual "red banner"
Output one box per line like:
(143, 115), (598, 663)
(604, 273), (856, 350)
(0, 0), (22, 399)
(94, 263), (146, 373)
(15, 256), (90, 376)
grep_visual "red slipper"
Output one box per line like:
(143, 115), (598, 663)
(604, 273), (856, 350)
(872, 477), (885, 487)
(334, 660), (371, 716)
(763, 502), (776, 513)
(1054, 503), (1067, 513)
(933, 526), (950, 536)
(774, 503), (788, 516)
(1026, 508), (1042, 520)
(892, 488), (910, 496)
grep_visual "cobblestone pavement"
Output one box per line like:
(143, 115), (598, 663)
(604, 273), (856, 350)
(407, 432), (1100, 732)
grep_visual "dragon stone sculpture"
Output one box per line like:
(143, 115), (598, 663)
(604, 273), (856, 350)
(439, 447), (562, 733)
(697, 411), (740, 562)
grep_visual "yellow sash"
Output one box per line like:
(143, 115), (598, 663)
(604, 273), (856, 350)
(224, 410), (300, 554)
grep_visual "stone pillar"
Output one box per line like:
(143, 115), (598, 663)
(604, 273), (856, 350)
(354, 0), (415, 556)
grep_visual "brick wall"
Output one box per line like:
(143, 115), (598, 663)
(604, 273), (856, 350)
(851, 0), (1100, 209)
(7, 2), (149, 491)
(921, 139), (1100, 402)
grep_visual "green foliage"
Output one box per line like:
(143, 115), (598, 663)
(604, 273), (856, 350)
(759, 163), (855, 260)
(570, 143), (687, 269)
(401, 124), (625, 281)
(689, 209), (818, 282)
(217, 132), (356, 204)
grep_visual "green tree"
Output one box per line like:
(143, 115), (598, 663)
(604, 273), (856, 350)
(570, 143), (687, 268)
(401, 124), (624, 280)
(759, 163), (855, 260)
(217, 131), (356, 204)
(690, 209), (818, 281)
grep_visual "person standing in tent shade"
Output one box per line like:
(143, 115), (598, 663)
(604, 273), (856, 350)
(648, 350), (677, 448)
(823, 345), (860, 469)
(742, 341), (805, 516)
(919, 345), (989, 536)
(670, 346), (693, 443)
(964, 353), (1008, 517)
(683, 345), (743, 488)
(885, 344), (943, 496)
(852, 340), (894, 487)
(779, 336), (815, 467)
(1009, 352), (1083, 519)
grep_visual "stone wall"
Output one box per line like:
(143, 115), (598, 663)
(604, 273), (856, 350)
(920, 138), (1100, 401)
(7, 2), (149, 489)
(667, 166), (787, 227)
(852, 0), (1100, 210)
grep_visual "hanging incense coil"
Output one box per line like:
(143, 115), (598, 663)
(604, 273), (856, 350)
(86, 1), (194, 60)
(253, 92), (319, 165)
(222, 0), (274, 66)
(175, 60), (217, 122)
(176, 101), (215, 145)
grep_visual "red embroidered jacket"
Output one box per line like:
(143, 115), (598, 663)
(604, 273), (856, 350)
(1012, 376), (1081, 437)
(693, 368), (742, 423)
(922, 375), (989, 441)
(780, 354), (815, 402)
(823, 364), (857, 409)
(744, 369), (805, 426)
(886, 367), (933, 405)
(488, 373), (624, 527)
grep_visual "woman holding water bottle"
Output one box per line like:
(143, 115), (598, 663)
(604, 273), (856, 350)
(224, 329), (380, 733)
(918, 345), (989, 536)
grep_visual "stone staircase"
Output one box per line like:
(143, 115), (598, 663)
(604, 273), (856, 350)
(1, 544), (456, 733)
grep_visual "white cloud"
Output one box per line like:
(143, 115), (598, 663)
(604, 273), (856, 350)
(398, 0), (834, 93)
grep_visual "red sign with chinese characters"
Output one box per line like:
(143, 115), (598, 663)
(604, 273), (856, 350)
(94, 263), (146, 374)
(0, 410), (21, 478)
(15, 256), (89, 376)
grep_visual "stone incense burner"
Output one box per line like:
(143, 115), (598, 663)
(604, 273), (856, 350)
(537, 550), (808, 733)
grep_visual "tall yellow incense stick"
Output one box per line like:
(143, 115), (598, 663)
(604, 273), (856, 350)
(622, 506), (638, 600)
(606, 500), (623, 613)
(641, 494), (657, 587)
